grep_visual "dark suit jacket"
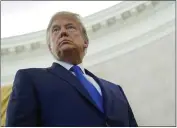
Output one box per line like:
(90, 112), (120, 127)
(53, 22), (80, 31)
(6, 62), (138, 127)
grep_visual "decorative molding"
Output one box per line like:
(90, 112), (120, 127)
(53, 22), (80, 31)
(84, 19), (175, 68)
(15, 45), (25, 54)
(136, 3), (146, 13)
(1, 48), (9, 56)
(151, 1), (159, 7)
(106, 16), (117, 26)
(121, 10), (132, 20)
(1, 20), (175, 85)
(92, 23), (102, 32)
(1, 1), (165, 49)
(30, 42), (41, 50)
(1, 1), (175, 57)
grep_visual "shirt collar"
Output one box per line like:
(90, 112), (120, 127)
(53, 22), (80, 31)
(55, 60), (86, 74)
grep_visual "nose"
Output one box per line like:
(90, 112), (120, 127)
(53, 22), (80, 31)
(59, 27), (69, 38)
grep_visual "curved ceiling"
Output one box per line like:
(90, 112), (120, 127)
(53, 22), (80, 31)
(1, 1), (122, 38)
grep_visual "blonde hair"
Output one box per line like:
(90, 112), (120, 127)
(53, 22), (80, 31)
(46, 11), (89, 46)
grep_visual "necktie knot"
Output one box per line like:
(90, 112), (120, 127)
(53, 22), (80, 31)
(70, 65), (84, 74)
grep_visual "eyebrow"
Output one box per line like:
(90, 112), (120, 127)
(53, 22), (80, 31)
(65, 23), (75, 27)
(51, 25), (60, 30)
(51, 23), (76, 30)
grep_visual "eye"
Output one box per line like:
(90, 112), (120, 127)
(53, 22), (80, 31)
(52, 28), (59, 33)
(67, 25), (76, 30)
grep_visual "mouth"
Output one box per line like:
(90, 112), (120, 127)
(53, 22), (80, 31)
(59, 40), (71, 46)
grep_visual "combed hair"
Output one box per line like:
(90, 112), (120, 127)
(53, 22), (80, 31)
(46, 11), (89, 46)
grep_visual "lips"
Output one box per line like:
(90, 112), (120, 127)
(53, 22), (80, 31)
(59, 40), (71, 46)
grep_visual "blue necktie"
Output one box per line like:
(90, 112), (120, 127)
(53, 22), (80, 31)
(70, 65), (104, 112)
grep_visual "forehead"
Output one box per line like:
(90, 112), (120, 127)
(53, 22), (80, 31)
(51, 15), (80, 27)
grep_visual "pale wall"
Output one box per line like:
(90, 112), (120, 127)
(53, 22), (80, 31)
(88, 31), (175, 126)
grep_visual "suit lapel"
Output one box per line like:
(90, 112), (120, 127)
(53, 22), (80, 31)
(47, 62), (126, 118)
(85, 69), (113, 115)
(85, 69), (128, 121)
(47, 63), (100, 112)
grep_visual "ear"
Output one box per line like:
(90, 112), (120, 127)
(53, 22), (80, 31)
(84, 41), (88, 48)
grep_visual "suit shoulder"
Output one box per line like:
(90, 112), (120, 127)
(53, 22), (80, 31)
(99, 78), (127, 100)
(99, 78), (122, 89)
(16, 67), (48, 76)
(13, 67), (49, 87)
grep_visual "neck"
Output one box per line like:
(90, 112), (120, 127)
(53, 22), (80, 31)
(59, 57), (83, 65)
(59, 52), (84, 65)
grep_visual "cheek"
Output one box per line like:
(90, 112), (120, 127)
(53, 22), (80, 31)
(50, 38), (58, 50)
(50, 36), (59, 49)
(72, 33), (85, 43)
(51, 35), (58, 44)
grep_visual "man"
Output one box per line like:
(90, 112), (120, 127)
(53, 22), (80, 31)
(6, 11), (138, 127)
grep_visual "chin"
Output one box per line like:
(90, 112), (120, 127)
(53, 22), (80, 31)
(58, 46), (74, 56)
(61, 45), (78, 52)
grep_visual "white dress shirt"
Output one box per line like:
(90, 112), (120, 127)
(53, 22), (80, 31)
(55, 61), (102, 95)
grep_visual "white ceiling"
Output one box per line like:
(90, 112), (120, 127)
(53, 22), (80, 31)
(1, 1), (122, 38)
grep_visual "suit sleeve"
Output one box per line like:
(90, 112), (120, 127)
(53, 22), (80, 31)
(118, 86), (138, 127)
(6, 69), (39, 126)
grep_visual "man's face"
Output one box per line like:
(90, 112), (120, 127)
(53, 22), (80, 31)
(49, 15), (88, 64)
